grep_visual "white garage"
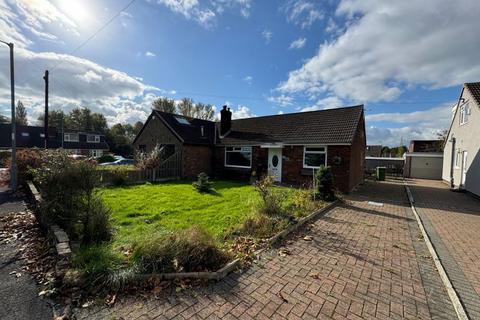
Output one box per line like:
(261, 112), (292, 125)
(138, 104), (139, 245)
(404, 153), (444, 180)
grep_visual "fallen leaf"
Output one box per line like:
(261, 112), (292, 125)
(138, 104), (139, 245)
(303, 235), (313, 241)
(277, 291), (288, 303)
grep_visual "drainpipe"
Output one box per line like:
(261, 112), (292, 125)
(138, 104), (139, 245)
(449, 136), (456, 189)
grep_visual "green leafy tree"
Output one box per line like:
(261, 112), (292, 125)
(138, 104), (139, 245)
(133, 121), (143, 135)
(37, 110), (65, 129)
(16, 100), (28, 125)
(91, 113), (108, 133)
(315, 166), (335, 201)
(152, 97), (176, 113)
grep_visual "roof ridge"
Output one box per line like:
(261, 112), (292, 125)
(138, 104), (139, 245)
(230, 104), (364, 122)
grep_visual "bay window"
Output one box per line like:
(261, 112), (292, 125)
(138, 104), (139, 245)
(225, 146), (252, 168)
(303, 146), (327, 168)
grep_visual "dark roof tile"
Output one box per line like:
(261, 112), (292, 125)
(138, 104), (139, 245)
(465, 82), (480, 106)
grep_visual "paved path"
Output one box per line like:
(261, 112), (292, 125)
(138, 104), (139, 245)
(75, 180), (457, 319)
(408, 179), (480, 320)
(0, 191), (52, 320)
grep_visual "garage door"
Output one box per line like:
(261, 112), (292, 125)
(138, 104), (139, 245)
(410, 157), (443, 180)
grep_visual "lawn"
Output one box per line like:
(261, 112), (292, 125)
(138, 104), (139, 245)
(98, 180), (271, 249)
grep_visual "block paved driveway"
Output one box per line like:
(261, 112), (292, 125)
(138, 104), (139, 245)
(407, 179), (480, 320)
(75, 180), (457, 319)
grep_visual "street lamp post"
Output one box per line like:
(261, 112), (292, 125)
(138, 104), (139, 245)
(0, 40), (17, 192)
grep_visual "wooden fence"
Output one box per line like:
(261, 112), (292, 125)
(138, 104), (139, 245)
(98, 152), (182, 185)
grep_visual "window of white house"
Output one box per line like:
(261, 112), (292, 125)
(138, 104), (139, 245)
(303, 146), (327, 168)
(460, 103), (470, 125)
(225, 146), (252, 168)
(455, 150), (462, 168)
(87, 135), (100, 143)
(89, 149), (103, 157)
(64, 133), (79, 142)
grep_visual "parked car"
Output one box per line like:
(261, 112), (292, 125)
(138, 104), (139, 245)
(99, 158), (134, 166)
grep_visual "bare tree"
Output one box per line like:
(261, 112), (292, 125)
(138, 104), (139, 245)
(152, 97), (176, 113)
(16, 100), (28, 125)
(177, 98), (215, 120)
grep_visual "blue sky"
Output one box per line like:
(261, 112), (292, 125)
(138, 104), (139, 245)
(1, 0), (479, 146)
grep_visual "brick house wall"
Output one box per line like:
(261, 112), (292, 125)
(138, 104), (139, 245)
(348, 116), (366, 190)
(213, 146), (267, 180)
(183, 144), (213, 178)
(133, 116), (182, 154)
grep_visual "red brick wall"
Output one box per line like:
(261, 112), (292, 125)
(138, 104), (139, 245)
(213, 146), (267, 180)
(348, 115), (366, 190)
(182, 144), (213, 178)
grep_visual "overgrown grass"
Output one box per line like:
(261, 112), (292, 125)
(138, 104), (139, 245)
(98, 180), (270, 249)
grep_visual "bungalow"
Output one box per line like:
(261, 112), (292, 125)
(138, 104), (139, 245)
(133, 105), (366, 193)
(442, 82), (480, 196)
(0, 124), (109, 157)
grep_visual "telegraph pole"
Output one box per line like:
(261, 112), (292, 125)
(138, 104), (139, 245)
(43, 70), (49, 148)
(0, 40), (17, 192)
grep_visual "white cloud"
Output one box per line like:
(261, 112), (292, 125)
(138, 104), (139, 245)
(268, 94), (294, 107)
(301, 96), (345, 111)
(366, 103), (454, 146)
(145, 51), (156, 57)
(289, 37), (306, 50)
(231, 105), (256, 119)
(278, 0), (480, 103)
(283, 0), (323, 29)
(0, 3), (172, 126)
(262, 30), (272, 44)
(243, 75), (253, 84)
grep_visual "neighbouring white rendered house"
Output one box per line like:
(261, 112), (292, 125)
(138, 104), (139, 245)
(442, 82), (480, 196)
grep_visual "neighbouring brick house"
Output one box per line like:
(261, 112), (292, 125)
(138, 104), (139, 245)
(133, 105), (366, 192)
(0, 124), (109, 157)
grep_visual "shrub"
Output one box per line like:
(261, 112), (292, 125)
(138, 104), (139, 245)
(315, 165), (335, 201)
(136, 144), (163, 170)
(175, 227), (229, 272)
(285, 189), (317, 218)
(109, 167), (128, 186)
(192, 172), (214, 193)
(132, 227), (229, 273)
(254, 175), (287, 218)
(6, 148), (42, 181)
(32, 150), (112, 243)
(97, 154), (116, 164)
(236, 215), (288, 239)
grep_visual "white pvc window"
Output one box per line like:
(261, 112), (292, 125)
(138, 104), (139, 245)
(64, 133), (79, 142)
(303, 146), (327, 168)
(87, 135), (100, 143)
(225, 146), (252, 168)
(460, 103), (470, 125)
(89, 149), (103, 157)
(455, 150), (462, 168)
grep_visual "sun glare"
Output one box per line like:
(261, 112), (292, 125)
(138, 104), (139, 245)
(59, 0), (90, 22)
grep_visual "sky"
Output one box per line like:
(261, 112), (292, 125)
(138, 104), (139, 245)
(0, 0), (479, 146)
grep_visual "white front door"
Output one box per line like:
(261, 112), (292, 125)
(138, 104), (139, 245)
(268, 148), (282, 182)
(461, 151), (468, 186)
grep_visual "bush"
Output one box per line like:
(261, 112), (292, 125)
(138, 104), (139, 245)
(315, 166), (335, 201)
(254, 175), (287, 218)
(132, 227), (229, 273)
(285, 189), (317, 218)
(236, 215), (288, 239)
(5, 148), (42, 181)
(97, 154), (116, 164)
(136, 144), (162, 170)
(109, 167), (128, 186)
(192, 172), (214, 193)
(32, 150), (112, 243)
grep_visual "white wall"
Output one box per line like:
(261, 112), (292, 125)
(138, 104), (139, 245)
(443, 87), (480, 196)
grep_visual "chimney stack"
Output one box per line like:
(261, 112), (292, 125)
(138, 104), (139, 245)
(220, 105), (232, 136)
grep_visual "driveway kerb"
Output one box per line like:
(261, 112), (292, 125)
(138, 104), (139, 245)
(404, 183), (469, 320)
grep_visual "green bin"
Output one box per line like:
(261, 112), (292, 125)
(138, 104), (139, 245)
(376, 167), (386, 181)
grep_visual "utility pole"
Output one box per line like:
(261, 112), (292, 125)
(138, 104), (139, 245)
(0, 40), (17, 192)
(43, 70), (49, 149)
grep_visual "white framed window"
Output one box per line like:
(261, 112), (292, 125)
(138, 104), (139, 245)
(21, 132), (29, 137)
(303, 146), (327, 168)
(87, 135), (100, 143)
(455, 150), (462, 168)
(460, 102), (470, 125)
(225, 146), (252, 168)
(89, 149), (103, 157)
(64, 133), (79, 142)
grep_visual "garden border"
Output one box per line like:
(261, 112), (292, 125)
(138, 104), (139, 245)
(26, 181), (72, 259)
